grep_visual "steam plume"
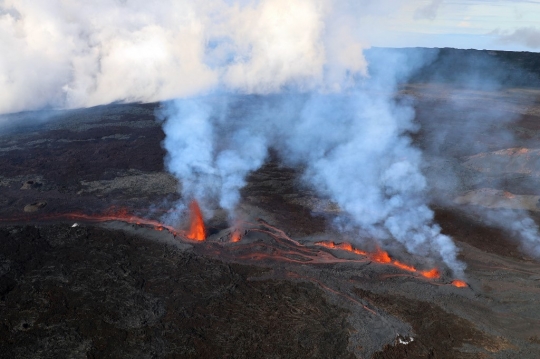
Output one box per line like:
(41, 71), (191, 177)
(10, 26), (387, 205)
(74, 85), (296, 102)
(158, 54), (465, 276)
(0, 0), (469, 275)
(157, 96), (268, 215)
(482, 209), (540, 257)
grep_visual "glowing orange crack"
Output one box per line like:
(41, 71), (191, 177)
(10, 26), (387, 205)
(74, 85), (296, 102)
(62, 202), (207, 242)
(315, 240), (445, 281)
(393, 260), (416, 272)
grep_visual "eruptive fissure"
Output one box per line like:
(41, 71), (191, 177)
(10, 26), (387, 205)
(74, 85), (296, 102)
(2, 203), (208, 242)
(314, 240), (465, 286)
(1, 207), (467, 288)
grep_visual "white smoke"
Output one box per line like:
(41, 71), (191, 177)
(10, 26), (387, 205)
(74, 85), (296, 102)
(0, 0), (467, 275)
(275, 86), (464, 274)
(158, 93), (464, 276)
(484, 209), (540, 258)
(157, 96), (268, 216)
(0, 0), (217, 114)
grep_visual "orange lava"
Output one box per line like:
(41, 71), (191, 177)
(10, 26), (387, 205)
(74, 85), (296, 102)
(372, 247), (391, 263)
(315, 241), (367, 255)
(57, 209), (182, 235)
(352, 248), (367, 255)
(231, 229), (241, 243)
(451, 280), (468, 288)
(6, 208), (470, 287)
(186, 200), (206, 241)
(393, 260), (416, 272)
(315, 241), (443, 278)
(315, 241), (338, 249)
(421, 268), (441, 279)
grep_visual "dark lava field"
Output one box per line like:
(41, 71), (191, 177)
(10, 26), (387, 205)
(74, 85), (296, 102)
(1, 78), (540, 357)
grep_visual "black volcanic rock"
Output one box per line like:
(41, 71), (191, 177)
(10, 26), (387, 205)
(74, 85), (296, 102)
(366, 47), (540, 89)
(0, 224), (353, 358)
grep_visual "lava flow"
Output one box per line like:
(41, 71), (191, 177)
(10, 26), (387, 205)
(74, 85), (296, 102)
(3, 203), (209, 242)
(451, 279), (468, 288)
(372, 247), (392, 263)
(186, 200), (206, 241)
(315, 240), (367, 255)
(3, 206), (469, 287)
(421, 268), (441, 279)
(393, 260), (417, 272)
(315, 241), (444, 280)
(44, 208), (182, 236)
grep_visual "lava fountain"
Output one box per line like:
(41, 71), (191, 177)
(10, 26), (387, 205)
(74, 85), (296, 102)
(372, 247), (392, 263)
(186, 200), (206, 241)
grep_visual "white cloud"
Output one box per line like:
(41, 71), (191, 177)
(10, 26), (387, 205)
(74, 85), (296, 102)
(414, 0), (444, 20)
(0, 0), (376, 114)
(0, 0), (219, 114)
(495, 26), (540, 49)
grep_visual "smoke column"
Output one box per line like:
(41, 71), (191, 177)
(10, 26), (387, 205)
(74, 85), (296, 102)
(402, 48), (540, 264)
(0, 0), (468, 275)
(157, 96), (268, 216)
(156, 37), (464, 276)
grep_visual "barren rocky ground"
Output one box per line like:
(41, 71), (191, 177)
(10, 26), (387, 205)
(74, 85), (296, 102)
(1, 82), (540, 358)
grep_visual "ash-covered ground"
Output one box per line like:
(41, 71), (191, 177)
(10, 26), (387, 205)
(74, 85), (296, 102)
(1, 83), (540, 358)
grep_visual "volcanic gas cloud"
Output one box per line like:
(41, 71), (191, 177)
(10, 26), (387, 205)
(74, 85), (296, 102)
(0, 0), (465, 276)
(154, 2), (465, 277)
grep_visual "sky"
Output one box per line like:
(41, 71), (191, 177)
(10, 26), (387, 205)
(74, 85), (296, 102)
(1, 0), (540, 114)
(354, 0), (540, 51)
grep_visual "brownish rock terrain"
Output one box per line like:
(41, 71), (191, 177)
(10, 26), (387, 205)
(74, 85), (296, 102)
(1, 83), (540, 358)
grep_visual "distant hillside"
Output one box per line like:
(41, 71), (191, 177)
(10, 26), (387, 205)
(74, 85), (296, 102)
(366, 47), (540, 89)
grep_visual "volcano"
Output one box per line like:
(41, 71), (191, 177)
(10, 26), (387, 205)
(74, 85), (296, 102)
(1, 78), (540, 358)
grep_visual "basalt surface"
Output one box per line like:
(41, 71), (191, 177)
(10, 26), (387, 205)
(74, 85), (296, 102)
(0, 86), (540, 358)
